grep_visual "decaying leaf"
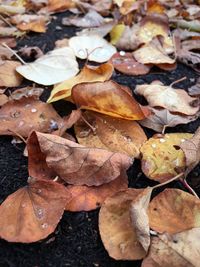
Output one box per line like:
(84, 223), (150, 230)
(75, 111), (147, 158)
(0, 93), (8, 106)
(72, 80), (150, 120)
(140, 133), (192, 182)
(130, 188), (153, 252)
(142, 228), (200, 267)
(0, 96), (63, 137)
(65, 171), (128, 211)
(135, 81), (199, 116)
(16, 47), (79, 85)
(27, 131), (132, 186)
(99, 189), (147, 260)
(68, 35), (116, 63)
(139, 107), (199, 133)
(149, 188), (200, 234)
(188, 78), (200, 96)
(62, 10), (106, 28)
(180, 126), (200, 175)
(10, 14), (48, 33)
(47, 63), (113, 103)
(0, 178), (70, 243)
(0, 60), (23, 87)
(110, 52), (151, 76)
(133, 40), (175, 65)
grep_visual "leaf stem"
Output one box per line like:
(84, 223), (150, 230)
(2, 42), (27, 65)
(152, 172), (184, 189)
(180, 178), (199, 198)
(170, 76), (187, 87)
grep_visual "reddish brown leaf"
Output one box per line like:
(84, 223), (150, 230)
(65, 172), (128, 211)
(110, 52), (151, 76)
(72, 80), (150, 120)
(27, 131), (132, 186)
(0, 178), (70, 243)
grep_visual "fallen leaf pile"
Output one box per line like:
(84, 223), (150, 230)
(0, 0), (200, 266)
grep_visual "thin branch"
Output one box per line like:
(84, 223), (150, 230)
(152, 172), (184, 189)
(2, 42), (27, 65)
(180, 178), (199, 198)
(170, 76), (187, 87)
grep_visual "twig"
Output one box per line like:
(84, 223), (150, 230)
(2, 42), (27, 65)
(152, 172), (184, 189)
(170, 76), (187, 87)
(180, 178), (199, 198)
(81, 114), (96, 133)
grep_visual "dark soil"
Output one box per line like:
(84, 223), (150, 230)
(0, 12), (200, 267)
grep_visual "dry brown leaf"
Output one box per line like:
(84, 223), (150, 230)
(0, 37), (16, 48)
(27, 131), (132, 186)
(142, 228), (200, 267)
(65, 171), (128, 212)
(0, 178), (70, 243)
(0, 96), (63, 137)
(11, 14), (48, 33)
(188, 78), (200, 96)
(72, 80), (150, 120)
(149, 188), (200, 234)
(0, 94), (8, 106)
(133, 41), (175, 65)
(47, 63), (113, 103)
(75, 111), (147, 158)
(99, 189), (147, 260)
(43, 0), (75, 13)
(110, 52), (151, 76)
(180, 126), (200, 175)
(135, 81), (199, 116)
(130, 188), (152, 252)
(139, 107), (199, 133)
(0, 60), (23, 87)
(140, 133), (192, 182)
(0, 45), (13, 60)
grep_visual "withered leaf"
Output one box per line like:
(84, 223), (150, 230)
(0, 96), (63, 137)
(149, 188), (200, 234)
(72, 80), (150, 120)
(47, 63), (113, 103)
(0, 60), (23, 87)
(130, 188), (152, 252)
(180, 126), (200, 175)
(139, 107), (199, 133)
(75, 111), (147, 158)
(135, 81), (199, 116)
(110, 52), (151, 76)
(140, 133), (192, 182)
(142, 228), (200, 267)
(27, 131), (132, 186)
(0, 178), (70, 243)
(65, 171), (128, 212)
(99, 189), (147, 260)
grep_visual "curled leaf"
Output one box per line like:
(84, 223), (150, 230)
(72, 80), (150, 120)
(99, 189), (147, 260)
(47, 63), (113, 103)
(135, 81), (199, 116)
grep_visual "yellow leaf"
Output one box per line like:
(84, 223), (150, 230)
(110, 24), (125, 45)
(47, 63), (113, 103)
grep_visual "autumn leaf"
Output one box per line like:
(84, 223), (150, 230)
(72, 80), (150, 120)
(0, 60), (23, 87)
(139, 107), (199, 133)
(75, 111), (147, 158)
(180, 126), (200, 175)
(140, 133), (192, 182)
(0, 178), (70, 243)
(135, 81), (199, 116)
(99, 189), (147, 260)
(0, 95), (63, 137)
(16, 47), (79, 86)
(68, 35), (116, 63)
(130, 188), (153, 252)
(65, 171), (128, 212)
(142, 228), (200, 267)
(110, 52), (151, 76)
(47, 63), (113, 103)
(27, 131), (132, 186)
(148, 188), (200, 234)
